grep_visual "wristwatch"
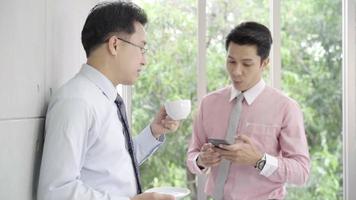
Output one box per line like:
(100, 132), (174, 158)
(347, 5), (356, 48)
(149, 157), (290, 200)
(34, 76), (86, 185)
(255, 153), (266, 171)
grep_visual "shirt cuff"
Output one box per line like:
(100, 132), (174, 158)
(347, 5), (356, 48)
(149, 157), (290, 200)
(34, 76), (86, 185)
(193, 154), (211, 175)
(135, 125), (165, 165)
(144, 125), (166, 144)
(260, 153), (278, 177)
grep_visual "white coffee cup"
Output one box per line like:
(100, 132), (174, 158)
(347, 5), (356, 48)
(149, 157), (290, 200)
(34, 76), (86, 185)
(164, 99), (191, 120)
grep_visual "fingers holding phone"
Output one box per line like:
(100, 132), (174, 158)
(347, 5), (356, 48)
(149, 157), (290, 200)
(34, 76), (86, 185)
(197, 143), (221, 168)
(207, 138), (232, 149)
(212, 135), (263, 166)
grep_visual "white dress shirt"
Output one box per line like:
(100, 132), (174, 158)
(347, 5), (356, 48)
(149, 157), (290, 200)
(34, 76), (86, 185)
(38, 64), (164, 200)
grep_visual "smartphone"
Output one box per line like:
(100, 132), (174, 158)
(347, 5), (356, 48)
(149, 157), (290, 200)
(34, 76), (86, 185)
(208, 138), (232, 147)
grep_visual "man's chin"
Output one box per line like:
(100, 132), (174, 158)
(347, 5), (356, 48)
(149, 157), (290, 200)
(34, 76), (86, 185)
(121, 79), (136, 86)
(233, 83), (244, 91)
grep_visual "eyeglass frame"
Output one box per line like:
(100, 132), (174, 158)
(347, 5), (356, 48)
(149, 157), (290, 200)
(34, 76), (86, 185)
(104, 35), (147, 55)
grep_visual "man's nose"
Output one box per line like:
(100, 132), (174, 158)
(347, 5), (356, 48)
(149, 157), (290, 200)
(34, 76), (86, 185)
(232, 64), (243, 76)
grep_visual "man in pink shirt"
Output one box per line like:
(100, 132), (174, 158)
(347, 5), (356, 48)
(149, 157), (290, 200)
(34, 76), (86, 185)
(187, 22), (310, 200)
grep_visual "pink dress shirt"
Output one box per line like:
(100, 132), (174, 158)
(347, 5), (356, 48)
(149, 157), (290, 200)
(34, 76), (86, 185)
(187, 80), (310, 200)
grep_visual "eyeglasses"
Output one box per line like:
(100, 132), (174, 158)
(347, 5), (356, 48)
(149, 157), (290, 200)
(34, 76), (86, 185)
(105, 36), (147, 55)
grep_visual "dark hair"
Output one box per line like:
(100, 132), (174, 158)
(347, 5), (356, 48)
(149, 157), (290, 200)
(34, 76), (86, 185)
(225, 22), (272, 61)
(81, 1), (148, 57)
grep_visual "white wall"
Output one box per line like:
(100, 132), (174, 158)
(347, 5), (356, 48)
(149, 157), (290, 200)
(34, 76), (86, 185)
(0, 0), (97, 199)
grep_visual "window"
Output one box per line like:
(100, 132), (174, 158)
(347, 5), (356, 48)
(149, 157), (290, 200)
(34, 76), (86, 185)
(343, 0), (356, 198)
(132, 0), (198, 192)
(129, 0), (349, 199)
(281, 0), (342, 199)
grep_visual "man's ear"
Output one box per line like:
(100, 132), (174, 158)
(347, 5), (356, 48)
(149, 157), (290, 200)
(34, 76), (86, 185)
(107, 36), (118, 56)
(261, 58), (270, 70)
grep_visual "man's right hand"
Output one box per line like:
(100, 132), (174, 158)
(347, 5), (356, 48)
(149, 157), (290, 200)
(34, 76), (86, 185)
(131, 192), (175, 200)
(197, 143), (221, 168)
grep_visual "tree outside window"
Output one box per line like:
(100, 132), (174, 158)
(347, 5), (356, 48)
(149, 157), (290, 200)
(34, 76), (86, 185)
(132, 1), (342, 199)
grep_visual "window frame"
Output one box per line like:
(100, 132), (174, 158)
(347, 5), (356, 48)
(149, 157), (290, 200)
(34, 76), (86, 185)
(126, 0), (355, 199)
(342, 0), (356, 199)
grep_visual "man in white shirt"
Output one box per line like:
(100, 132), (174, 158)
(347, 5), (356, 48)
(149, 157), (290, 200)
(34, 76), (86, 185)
(38, 2), (178, 200)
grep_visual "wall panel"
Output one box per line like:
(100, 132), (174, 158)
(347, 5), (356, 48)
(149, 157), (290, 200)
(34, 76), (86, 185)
(0, 119), (44, 200)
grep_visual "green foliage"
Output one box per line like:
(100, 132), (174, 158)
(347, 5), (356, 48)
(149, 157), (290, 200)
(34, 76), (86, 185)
(132, 0), (342, 199)
(132, 0), (197, 194)
(281, 0), (342, 199)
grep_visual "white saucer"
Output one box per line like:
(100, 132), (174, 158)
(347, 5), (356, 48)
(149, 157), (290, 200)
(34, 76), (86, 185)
(145, 186), (190, 199)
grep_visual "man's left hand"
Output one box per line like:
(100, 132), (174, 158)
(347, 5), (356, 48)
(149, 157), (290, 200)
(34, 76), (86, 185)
(215, 134), (263, 167)
(150, 106), (180, 138)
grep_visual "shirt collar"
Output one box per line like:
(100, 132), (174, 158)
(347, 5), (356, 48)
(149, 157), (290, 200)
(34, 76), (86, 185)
(229, 79), (266, 105)
(80, 64), (118, 102)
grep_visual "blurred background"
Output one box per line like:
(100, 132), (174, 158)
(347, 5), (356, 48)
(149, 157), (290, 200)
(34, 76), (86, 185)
(0, 0), (355, 200)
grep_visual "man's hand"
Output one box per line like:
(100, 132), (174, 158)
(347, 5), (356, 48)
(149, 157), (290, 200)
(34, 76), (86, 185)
(197, 143), (221, 168)
(214, 135), (263, 166)
(131, 192), (175, 200)
(150, 107), (180, 139)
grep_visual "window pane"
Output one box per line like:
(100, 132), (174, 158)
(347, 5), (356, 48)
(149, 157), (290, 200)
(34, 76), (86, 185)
(206, 0), (269, 93)
(132, 0), (197, 196)
(281, 0), (342, 199)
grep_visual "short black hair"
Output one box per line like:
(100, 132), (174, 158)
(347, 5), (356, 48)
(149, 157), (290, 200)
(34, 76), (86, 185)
(225, 22), (272, 61)
(81, 1), (148, 57)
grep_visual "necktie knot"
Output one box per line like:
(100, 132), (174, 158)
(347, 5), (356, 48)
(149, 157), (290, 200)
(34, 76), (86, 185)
(236, 93), (244, 103)
(115, 95), (124, 106)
